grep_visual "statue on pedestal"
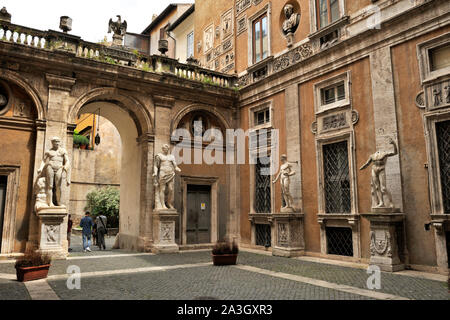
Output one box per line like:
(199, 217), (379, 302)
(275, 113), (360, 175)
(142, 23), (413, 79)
(282, 4), (300, 47)
(273, 154), (296, 212)
(37, 137), (70, 207)
(360, 138), (398, 209)
(153, 144), (181, 211)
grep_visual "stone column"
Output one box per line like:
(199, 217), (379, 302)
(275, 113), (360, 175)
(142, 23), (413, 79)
(284, 84), (302, 211)
(27, 75), (75, 257)
(369, 46), (403, 211)
(151, 95), (179, 253)
(137, 133), (155, 252)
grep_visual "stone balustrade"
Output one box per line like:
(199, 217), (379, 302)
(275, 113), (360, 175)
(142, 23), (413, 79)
(0, 21), (237, 89)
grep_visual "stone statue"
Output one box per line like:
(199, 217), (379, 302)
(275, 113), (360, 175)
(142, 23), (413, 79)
(108, 15), (127, 36)
(282, 4), (300, 36)
(37, 137), (70, 207)
(34, 177), (48, 211)
(108, 15), (127, 46)
(360, 138), (398, 209)
(153, 144), (181, 210)
(273, 154), (296, 212)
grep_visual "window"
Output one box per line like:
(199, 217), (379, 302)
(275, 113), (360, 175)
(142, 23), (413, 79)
(255, 156), (271, 213)
(255, 224), (271, 247)
(187, 31), (194, 58)
(254, 108), (270, 126)
(429, 44), (450, 72)
(323, 141), (351, 213)
(252, 13), (268, 63)
(436, 120), (450, 213)
(326, 227), (353, 256)
(321, 82), (345, 105)
(316, 0), (340, 29)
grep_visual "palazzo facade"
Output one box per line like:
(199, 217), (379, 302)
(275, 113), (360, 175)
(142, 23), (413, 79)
(0, 0), (449, 274)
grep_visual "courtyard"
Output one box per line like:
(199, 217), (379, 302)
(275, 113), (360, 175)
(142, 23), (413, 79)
(0, 235), (447, 301)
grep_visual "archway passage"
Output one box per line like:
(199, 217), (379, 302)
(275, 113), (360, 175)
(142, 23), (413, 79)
(74, 101), (143, 251)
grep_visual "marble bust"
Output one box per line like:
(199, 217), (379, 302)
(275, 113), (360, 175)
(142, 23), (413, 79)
(282, 4), (300, 36)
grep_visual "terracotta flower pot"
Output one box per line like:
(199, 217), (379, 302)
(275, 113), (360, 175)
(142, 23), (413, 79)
(212, 254), (237, 266)
(16, 264), (50, 282)
(80, 144), (87, 150)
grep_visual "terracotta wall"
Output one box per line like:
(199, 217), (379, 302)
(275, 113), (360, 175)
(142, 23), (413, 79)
(299, 58), (375, 256)
(391, 25), (450, 267)
(239, 91), (286, 245)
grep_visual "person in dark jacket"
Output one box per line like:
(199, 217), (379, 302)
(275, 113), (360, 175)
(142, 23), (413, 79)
(79, 211), (93, 252)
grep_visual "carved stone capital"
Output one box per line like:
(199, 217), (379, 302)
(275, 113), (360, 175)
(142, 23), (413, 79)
(45, 74), (76, 92)
(67, 123), (77, 135)
(153, 95), (175, 108)
(137, 133), (155, 144)
(432, 221), (444, 235)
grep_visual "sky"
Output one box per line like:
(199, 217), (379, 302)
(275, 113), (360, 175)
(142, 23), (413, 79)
(1, 0), (193, 42)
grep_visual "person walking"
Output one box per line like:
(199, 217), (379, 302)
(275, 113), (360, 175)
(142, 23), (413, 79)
(80, 211), (93, 252)
(67, 214), (73, 252)
(96, 213), (108, 250)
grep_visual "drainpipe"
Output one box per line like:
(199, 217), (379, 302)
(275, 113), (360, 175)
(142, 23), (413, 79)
(166, 25), (176, 60)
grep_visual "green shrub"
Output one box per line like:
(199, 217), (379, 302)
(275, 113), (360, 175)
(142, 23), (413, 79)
(85, 186), (120, 228)
(73, 133), (89, 146)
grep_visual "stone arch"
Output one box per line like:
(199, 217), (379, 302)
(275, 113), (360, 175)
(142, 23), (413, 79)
(0, 69), (45, 120)
(171, 104), (232, 134)
(69, 87), (153, 135)
(68, 87), (153, 251)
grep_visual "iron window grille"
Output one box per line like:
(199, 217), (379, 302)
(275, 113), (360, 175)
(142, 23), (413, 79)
(436, 120), (450, 213)
(255, 224), (271, 247)
(255, 156), (272, 213)
(323, 140), (351, 213)
(326, 227), (353, 256)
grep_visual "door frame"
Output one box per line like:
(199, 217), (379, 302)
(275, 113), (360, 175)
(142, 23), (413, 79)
(181, 175), (218, 245)
(0, 165), (20, 254)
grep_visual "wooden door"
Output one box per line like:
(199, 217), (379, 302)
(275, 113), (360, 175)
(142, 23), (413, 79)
(186, 185), (211, 244)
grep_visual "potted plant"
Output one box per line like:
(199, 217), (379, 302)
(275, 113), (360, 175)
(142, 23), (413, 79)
(212, 240), (239, 266)
(73, 133), (90, 149)
(15, 251), (52, 282)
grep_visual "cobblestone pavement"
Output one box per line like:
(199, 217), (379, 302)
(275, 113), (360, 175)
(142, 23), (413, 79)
(0, 244), (448, 300)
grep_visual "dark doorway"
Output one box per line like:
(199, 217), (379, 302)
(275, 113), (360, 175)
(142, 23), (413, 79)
(0, 176), (7, 249)
(187, 185), (211, 244)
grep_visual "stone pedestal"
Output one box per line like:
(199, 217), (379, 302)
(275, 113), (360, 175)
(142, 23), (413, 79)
(36, 207), (68, 259)
(272, 212), (305, 257)
(362, 210), (405, 272)
(152, 209), (179, 253)
(112, 34), (124, 47)
(286, 33), (294, 48)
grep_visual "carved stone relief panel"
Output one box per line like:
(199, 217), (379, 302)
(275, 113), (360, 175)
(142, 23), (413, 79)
(237, 15), (247, 35)
(278, 222), (289, 247)
(203, 24), (214, 54)
(13, 100), (31, 118)
(221, 9), (233, 40)
(160, 221), (174, 244)
(321, 112), (348, 132)
(426, 80), (450, 110)
(222, 38), (233, 53)
(370, 230), (392, 257)
(236, 0), (251, 16)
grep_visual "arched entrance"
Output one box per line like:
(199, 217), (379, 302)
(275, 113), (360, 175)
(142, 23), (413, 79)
(69, 88), (153, 251)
